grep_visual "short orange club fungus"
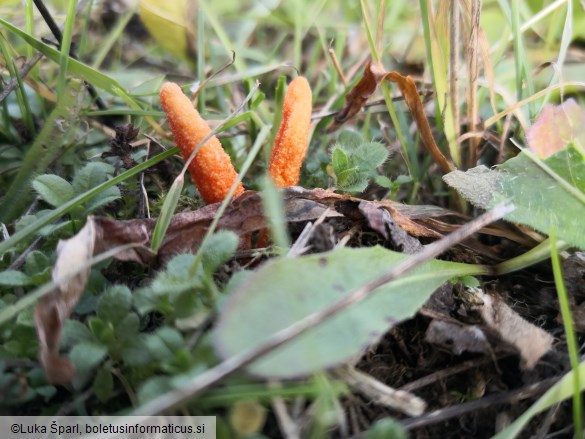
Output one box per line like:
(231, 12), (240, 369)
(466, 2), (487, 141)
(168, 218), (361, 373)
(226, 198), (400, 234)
(268, 76), (312, 187)
(159, 82), (245, 204)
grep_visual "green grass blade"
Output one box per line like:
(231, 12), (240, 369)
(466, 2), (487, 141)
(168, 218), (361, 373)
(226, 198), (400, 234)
(419, 0), (459, 167)
(150, 174), (184, 252)
(550, 226), (582, 436)
(261, 175), (290, 255)
(91, 8), (135, 69)
(0, 80), (82, 223)
(0, 36), (35, 135)
(189, 125), (270, 276)
(0, 18), (142, 109)
(57, 0), (78, 97)
(360, 0), (414, 177)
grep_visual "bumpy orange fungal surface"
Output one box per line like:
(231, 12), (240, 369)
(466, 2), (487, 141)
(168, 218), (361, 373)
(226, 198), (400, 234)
(160, 82), (244, 204)
(268, 76), (312, 187)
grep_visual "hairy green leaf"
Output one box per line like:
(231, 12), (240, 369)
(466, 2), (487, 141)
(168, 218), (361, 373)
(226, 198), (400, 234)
(32, 175), (74, 208)
(444, 145), (585, 249)
(214, 246), (479, 378)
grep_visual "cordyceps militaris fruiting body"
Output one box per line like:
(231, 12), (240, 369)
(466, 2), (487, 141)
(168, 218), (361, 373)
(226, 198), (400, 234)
(159, 82), (245, 204)
(268, 76), (313, 187)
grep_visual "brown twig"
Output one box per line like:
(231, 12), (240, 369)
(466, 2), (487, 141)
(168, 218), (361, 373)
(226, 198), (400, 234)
(402, 377), (557, 430)
(328, 41), (347, 87)
(0, 52), (44, 103)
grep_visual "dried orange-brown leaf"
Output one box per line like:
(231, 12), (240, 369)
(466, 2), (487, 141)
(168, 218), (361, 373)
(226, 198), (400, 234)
(385, 71), (455, 173)
(327, 60), (387, 133)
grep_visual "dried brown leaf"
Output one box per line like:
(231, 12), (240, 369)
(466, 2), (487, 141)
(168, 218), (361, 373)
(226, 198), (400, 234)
(327, 60), (387, 132)
(34, 219), (96, 384)
(385, 71), (455, 174)
(479, 293), (553, 369)
(425, 320), (491, 355)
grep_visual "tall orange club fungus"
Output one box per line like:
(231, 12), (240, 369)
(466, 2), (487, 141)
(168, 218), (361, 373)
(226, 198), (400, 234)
(160, 82), (245, 204)
(268, 76), (313, 187)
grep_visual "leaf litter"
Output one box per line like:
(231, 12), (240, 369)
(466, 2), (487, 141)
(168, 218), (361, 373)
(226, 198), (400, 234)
(35, 186), (554, 415)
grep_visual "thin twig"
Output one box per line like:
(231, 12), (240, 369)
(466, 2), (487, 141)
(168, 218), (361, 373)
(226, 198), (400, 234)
(402, 377), (557, 430)
(328, 40), (347, 87)
(132, 203), (514, 416)
(0, 52), (44, 103)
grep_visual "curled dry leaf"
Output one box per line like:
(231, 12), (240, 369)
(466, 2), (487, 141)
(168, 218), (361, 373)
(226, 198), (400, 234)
(326, 60), (387, 133)
(424, 289), (553, 369)
(327, 60), (455, 173)
(425, 320), (491, 356)
(479, 293), (553, 369)
(34, 220), (96, 384)
(385, 72), (455, 174)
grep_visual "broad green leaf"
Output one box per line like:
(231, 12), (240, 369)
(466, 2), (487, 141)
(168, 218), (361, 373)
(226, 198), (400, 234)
(138, 0), (190, 60)
(32, 174), (75, 207)
(93, 366), (113, 403)
(331, 147), (350, 173)
(69, 341), (108, 387)
(214, 246), (479, 378)
(61, 320), (93, 349)
(364, 418), (408, 439)
(355, 141), (389, 170)
(137, 376), (173, 405)
(337, 130), (363, 149)
(145, 327), (183, 362)
(72, 162), (116, 194)
(0, 270), (33, 286)
(444, 145), (585, 249)
(97, 285), (132, 325)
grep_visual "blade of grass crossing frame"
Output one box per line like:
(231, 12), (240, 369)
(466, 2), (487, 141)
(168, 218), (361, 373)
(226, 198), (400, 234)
(419, 0), (460, 167)
(197, 5), (206, 113)
(91, 8), (135, 69)
(0, 36), (35, 135)
(540, 0), (572, 111)
(261, 175), (290, 255)
(0, 18), (141, 109)
(150, 174), (184, 252)
(510, 0), (536, 118)
(360, 0), (415, 178)
(550, 226), (582, 435)
(77, 0), (94, 58)
(188, 125), (270, 276)
(57, 0), (78, 97)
